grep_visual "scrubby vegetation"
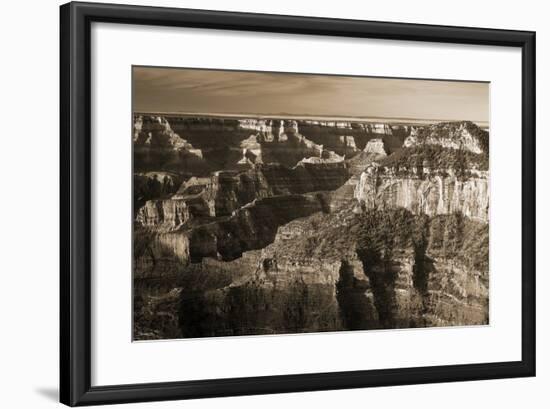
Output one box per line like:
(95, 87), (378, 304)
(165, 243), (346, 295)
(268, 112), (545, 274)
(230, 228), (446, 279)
(379, 145), (489, 174)
(171, 208), (489, 338)
(257, 207), (488, 276)
(414, 121), (489, 155)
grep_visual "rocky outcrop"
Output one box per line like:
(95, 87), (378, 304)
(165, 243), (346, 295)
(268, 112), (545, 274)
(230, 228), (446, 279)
(298, 151), (344, 164)
(134, 230), (190, 279)
(238, 135), (263, 164)
(354, 165), (489, 222)
(212, 170), (272, 216)
(134, 115), (413, 172)
(134, 115), (202, 155)
(133, 116), (209, 174)
(157, 208), (489, 339)
(329, 139), (388, 211)
(261, 162), (349, 195)
(159, 170), (270, 220)
(134, 190), (330, 278)
(362, 138), (387, 156)
(152, 163), (348, 218)
(339, 135), (358, 150)
(133, 172), (184, 213)
(351, 122), (489, 221)
(185, 193), (329, 262)
(366, 123), (392, 135)
(404, 121), (488, 154)
(132, 115), (490, 340)
(136, 199), (190, 229)
(297, 121), (410, 156)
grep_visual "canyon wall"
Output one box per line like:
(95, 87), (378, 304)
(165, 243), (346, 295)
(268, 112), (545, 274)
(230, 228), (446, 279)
(160, 208), (489, 339)
(355, 166), (489, 222)
(135, 163), (349, 229)
(354, 121), (489, 222)
(136, 199), (190, 229)
(132, 116), (490, 340)
(404, 121), (488, 154)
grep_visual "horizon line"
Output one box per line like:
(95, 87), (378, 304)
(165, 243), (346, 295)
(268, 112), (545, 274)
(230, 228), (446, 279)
(132, 110), (489, 127)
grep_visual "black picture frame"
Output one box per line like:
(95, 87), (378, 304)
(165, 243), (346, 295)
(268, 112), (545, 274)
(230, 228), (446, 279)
(60, 1), (536, 406)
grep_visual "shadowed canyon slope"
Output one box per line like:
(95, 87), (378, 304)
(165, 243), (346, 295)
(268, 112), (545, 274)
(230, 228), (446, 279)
(132, 114), (490, 340)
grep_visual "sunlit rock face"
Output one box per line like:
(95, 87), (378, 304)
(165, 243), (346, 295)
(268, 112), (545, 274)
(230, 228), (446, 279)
(354, 121), (489, 221)
(366, 123), (393, 135)
(297, 120), (410, 157)
(339, 135), (358, 150)
(298, 150), (344, 164)
(134, 115), (202, 155)
(132, 116), (490, 340)
(136, 199), (190, 229)
(238, 135), (263, 164)
(354, 166), (489, 222)
(136, 164), (349, 221)
(362, 138), (387, 156)
(134, 192), (331, 277)
(329, 138), (388, 211)
(404, 121), (488, 154)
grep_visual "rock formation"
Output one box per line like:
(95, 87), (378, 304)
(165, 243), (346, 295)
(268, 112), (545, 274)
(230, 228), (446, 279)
(362, 138), (387, 156)
(136, 199), (190, 229)
(354, 166), (489, 222)
(135, 163), (349, 227)
(404, 121), (488, 154)
(238, 134), (263, 164)
(339, 135), (358, 150)
(134, 115), (202, 155)
(354, 121), (489, 221)
(329, 138), (388, 210)
(167, 208), (488, 338)
(132, 116), (490, 340)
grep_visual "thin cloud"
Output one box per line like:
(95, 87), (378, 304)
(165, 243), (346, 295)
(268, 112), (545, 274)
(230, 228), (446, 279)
(133, 66), (489, 122)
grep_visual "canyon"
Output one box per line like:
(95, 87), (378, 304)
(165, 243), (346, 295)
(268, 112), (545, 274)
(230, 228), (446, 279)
(132, 114), (490, 340)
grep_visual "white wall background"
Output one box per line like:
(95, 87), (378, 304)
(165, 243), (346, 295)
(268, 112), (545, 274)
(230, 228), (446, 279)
(0, 0), (546, 407)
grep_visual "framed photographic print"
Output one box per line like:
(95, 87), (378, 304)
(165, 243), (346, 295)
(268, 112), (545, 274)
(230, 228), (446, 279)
(60, 1), (536, 406)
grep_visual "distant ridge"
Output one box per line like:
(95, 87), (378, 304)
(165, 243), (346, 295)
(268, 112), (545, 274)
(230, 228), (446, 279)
(133, 111), (489, 129)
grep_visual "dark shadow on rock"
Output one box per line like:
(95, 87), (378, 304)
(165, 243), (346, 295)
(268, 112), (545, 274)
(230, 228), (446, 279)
(336, 260), (379, 330)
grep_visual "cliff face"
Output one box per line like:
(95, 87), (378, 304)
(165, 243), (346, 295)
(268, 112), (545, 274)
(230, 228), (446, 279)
(133, 116), (209, 174)
(134, 172), (183, 214)
(353, 121), (489, 222)
(134, 230), (189, 280)
(186, 192), (330, 262)
(404, 121), (488, 154)
(136, 199), (190, 229)
(355, 166), (489, 222)
(133, 117), (490, 340)
(297, 120), (410, 156)
(136, 163), (349, 227)
(165, 208), (488, 339)
(134, 115), (203, 154)
(134, 114), (412, 170)
(330, 139), (388, 211)
(133, 192), (330, 284)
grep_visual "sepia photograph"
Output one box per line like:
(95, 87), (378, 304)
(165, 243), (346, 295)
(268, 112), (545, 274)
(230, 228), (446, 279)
(132, 66), (490, 341)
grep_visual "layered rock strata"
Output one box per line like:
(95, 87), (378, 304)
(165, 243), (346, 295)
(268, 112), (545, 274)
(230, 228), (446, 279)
(354, 166), (489, 222)
(135, 163), (349, 229)
(132, 117), (490, 340)
(404, 121), (488, 154)
(163, 208), (488, 339)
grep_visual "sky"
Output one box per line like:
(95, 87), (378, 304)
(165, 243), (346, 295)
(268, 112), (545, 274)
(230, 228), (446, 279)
(133, 66), (489, 122)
